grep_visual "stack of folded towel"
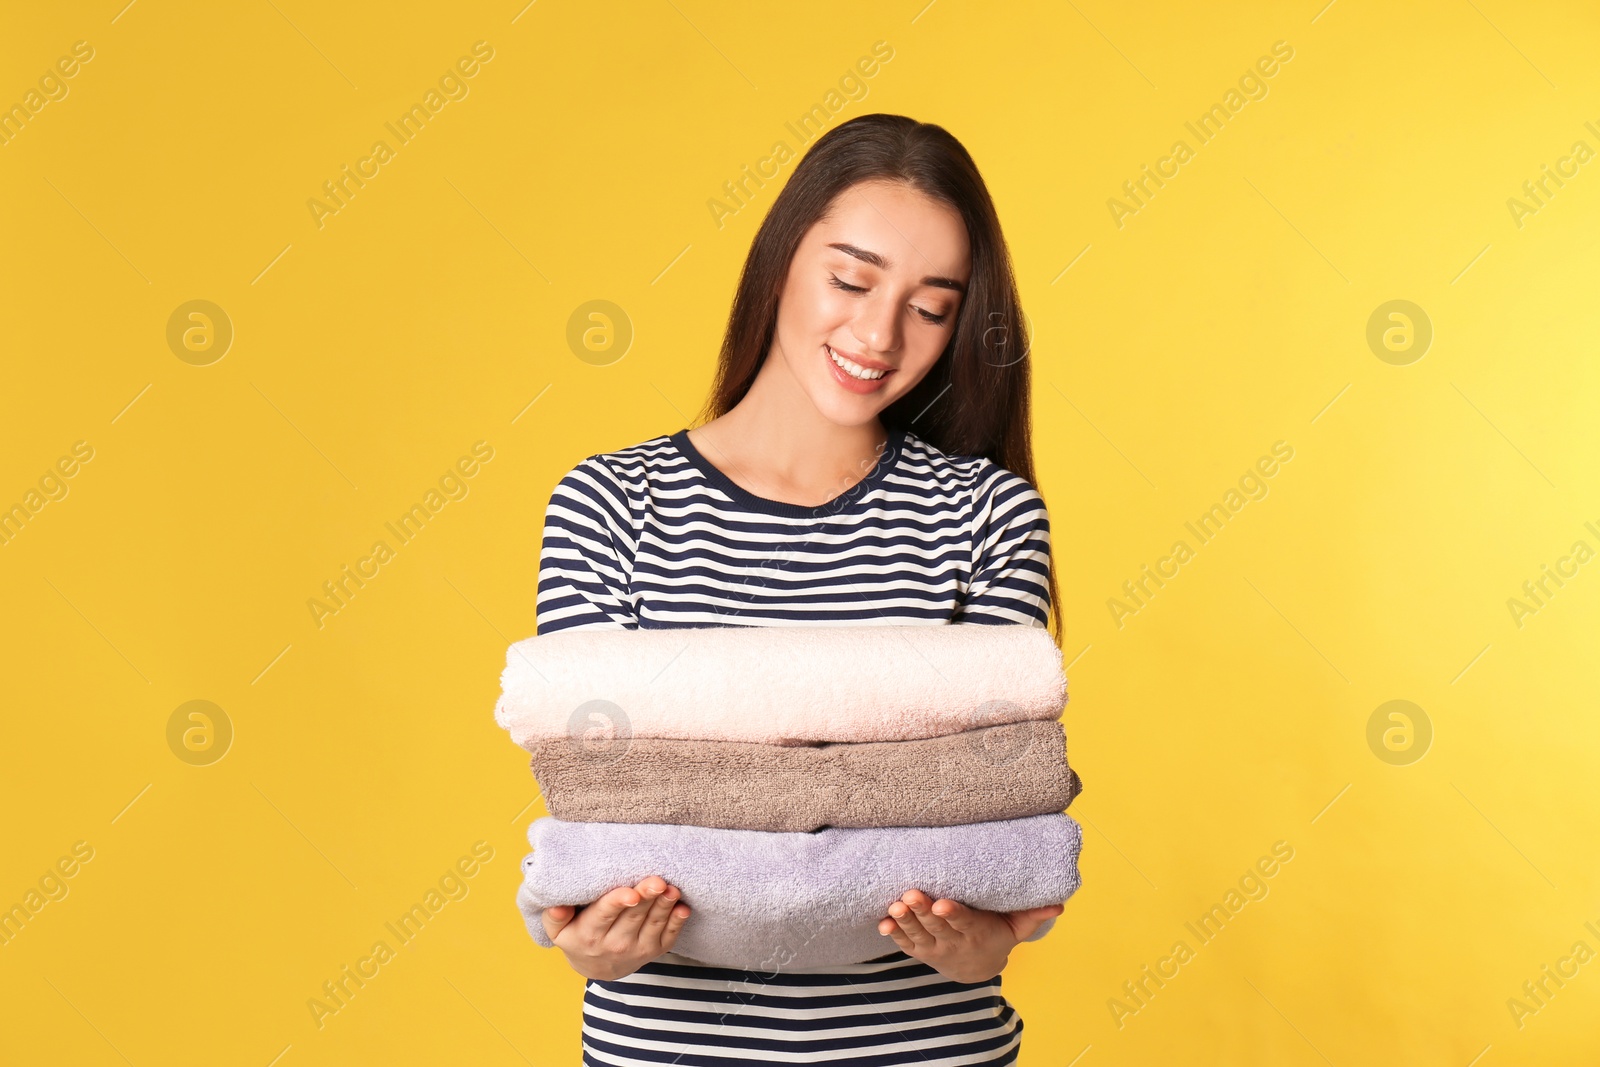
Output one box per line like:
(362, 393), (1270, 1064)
(493, 623), (1084, 971)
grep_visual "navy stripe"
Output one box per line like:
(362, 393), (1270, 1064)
(535, 425), (1053, 1064)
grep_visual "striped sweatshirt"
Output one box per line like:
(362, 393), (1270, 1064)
(533, 423), (1055, 1065)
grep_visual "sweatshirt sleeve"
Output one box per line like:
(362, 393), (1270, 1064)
(954, 466), (1052, 628)
(534, 455), (640, 636)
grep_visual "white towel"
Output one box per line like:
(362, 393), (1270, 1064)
(494, 623), (1067, 748)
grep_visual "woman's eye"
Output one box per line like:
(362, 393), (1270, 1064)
(830, 275), (950, 326)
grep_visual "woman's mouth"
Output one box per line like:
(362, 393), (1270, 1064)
(824, 344), (895, 394)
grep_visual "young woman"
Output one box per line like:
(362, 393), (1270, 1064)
(533, 113), (1067, 1065)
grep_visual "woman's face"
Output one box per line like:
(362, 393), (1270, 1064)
(768, 179), (971, 429)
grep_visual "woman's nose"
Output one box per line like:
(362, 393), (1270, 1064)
(852, 292), (902, 356)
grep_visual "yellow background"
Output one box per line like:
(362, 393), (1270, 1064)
(3, 0), (1598, 1063)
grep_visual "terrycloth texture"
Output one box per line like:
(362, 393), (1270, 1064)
(517, 812), (1083, 971)
(494, 623), (1068, 748)
(528, 720), (1083, 830)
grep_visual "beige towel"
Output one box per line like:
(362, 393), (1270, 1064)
(528, 720), (1082, 831)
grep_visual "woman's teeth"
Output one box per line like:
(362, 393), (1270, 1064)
(828, 345), (886, 380)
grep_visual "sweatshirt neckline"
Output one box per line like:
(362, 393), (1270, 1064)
(669, 427), (906, 519)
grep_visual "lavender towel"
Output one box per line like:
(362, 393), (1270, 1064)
(494, 623), (1068, 749)
(517, 812), (1083, 971)
(529, 720), (1083, 831)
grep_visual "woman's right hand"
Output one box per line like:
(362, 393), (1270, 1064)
(541, 875), (691, 981)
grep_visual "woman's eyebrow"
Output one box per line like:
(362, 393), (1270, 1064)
(826, 242), (966, 293)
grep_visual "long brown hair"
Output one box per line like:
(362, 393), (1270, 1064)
(692, 113), (1063, 641)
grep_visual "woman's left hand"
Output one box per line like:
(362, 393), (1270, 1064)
(877, 889), (1063, 984)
